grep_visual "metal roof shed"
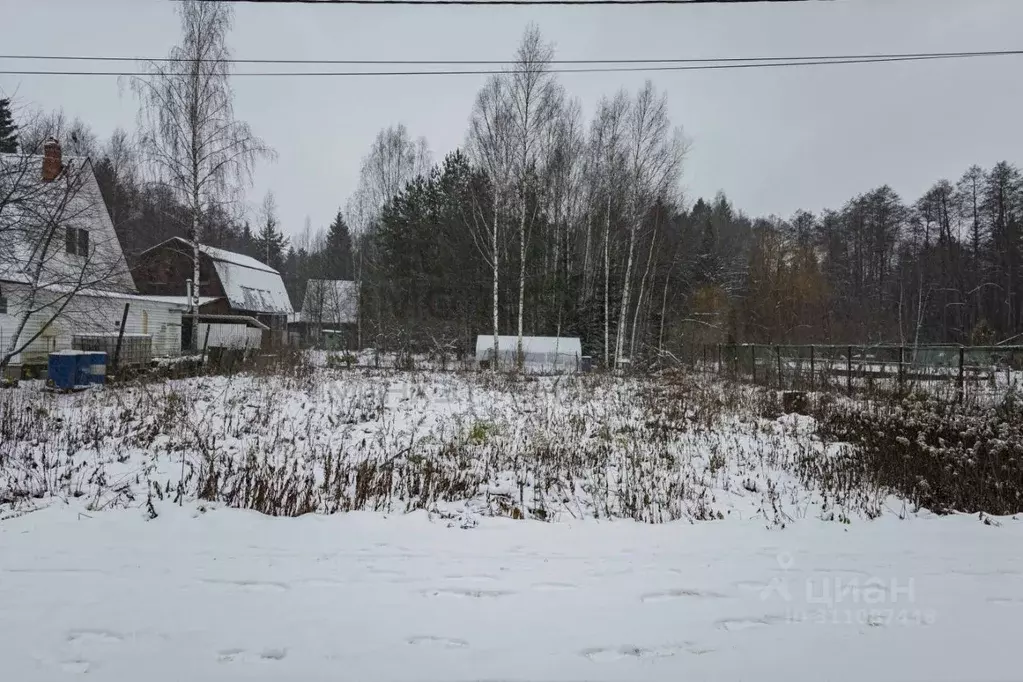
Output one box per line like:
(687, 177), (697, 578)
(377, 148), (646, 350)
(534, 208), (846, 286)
(475, 335), (582, 373)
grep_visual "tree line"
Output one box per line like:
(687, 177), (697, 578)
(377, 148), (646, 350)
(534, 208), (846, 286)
(4, 6), (1021, 364)
(349, 26), (1023, 363)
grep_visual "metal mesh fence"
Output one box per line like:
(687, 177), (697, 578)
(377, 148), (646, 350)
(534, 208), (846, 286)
(692, 344), (1023, 402)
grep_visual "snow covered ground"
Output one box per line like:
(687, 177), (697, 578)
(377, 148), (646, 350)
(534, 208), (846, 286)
(3, 365), (1021, 680)
(1, 368), (886, 523)
(3, 504), (1021, 681)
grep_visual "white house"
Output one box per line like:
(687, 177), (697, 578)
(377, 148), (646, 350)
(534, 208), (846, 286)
(0, 140), (186, 372)
(475, 335), (583, 373)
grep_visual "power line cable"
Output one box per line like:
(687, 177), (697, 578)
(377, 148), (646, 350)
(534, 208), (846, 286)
(0, 52), (1019, 77)
(181, 0), (837, 5)
(2, 48), (1021, 66)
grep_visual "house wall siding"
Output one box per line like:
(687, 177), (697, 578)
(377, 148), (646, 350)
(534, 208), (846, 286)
(0, 283), (184, 364)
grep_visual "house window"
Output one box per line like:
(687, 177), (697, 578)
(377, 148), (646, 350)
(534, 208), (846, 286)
(65, 227), (89, 256)
(0, 285), (7, 314)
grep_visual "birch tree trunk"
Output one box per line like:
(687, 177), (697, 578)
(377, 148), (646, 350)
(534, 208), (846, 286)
(492, 195), (500, 370)
(615, 216), (638, 365)
(603, 195), (611, 368)
(658, 267), (672, 354)
(630, 229), (657, 358)
(516, 191), (526, 369)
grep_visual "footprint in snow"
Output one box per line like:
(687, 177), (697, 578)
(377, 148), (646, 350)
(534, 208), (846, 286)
(422, 588), (514, 599)
(294, 578), (346, 588)
(217, 647), (288, 663)
(444, 574), (498, 583)
(716, 616), (784, 632)
(640, 588), (728, 602)
(406, 635), (469, 648)
(199, 578), (290, 593)
(67, 629), (124, 645)
(733, 580), (771, 592)
(581, 643), (706, 661)
(59, 660), (92, 674)
(532, 581), (577, 591)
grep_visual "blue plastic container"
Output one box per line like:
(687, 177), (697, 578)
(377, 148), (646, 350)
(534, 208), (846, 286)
(75, 353), (93, 387)
(88, 352), (107, 385)
(48, 351), (80, 390)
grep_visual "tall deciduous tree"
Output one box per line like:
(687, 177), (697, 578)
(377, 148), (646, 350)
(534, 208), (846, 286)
(507, 24), (562, 368)
(467, 75), (515, 369)
(133, 0), (273, 348)
(614, 81), (686, 365)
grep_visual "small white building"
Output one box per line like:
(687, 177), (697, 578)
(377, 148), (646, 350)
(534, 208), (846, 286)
(475, 335), (583, 373)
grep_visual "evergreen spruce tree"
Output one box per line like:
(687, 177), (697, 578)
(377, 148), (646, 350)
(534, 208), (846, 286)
(324, 209), (354, 280)
(240, 221), (256, 258)
(254, 192), (288, 271)
(254, 218), (288, 271)
(0, 98), (18, 153)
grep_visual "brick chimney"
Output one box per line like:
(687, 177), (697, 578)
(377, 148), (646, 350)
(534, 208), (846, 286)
(42, 137), (62, 182)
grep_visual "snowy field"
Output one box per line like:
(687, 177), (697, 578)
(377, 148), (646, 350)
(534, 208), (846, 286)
(2, 364), (1021, 680)
(3, 506), (1022, 681)
(1, 367), (889, 523)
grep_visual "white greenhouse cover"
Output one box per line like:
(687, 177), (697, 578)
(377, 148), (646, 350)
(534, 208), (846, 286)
(475, 335), (582, 372)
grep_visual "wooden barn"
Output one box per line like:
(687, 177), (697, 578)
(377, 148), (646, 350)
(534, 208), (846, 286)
(133, 238), (294, 347)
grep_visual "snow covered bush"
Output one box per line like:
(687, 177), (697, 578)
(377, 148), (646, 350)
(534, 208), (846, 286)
(0, 365), (896, 524)
(813, 392), (1023, 515)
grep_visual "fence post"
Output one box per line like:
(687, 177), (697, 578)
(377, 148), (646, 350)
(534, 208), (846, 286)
(776, 345), (782, 390)
(200, 324), (212, 368)
(111, 303), (130, 374)
(898, 345), (905, 394)
(846, 345), (853, 394)
(958, 346), (965, 404)
(809, 345), (815, 391)
(751, 344), (757, 384)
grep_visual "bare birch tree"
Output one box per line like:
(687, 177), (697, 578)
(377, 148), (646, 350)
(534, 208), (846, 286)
(588, 92), (629, 367)
(346, 124), (431, 352)
(357, 124), (432, 217)
(614, 81), (686, 366)
(507, 24), (562, 369)
(467, 76), (515, 369)
(541, 97), (584, 337)
(133, 0), (273, 350)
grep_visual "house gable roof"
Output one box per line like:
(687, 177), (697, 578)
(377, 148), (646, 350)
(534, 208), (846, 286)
(141, 237), (293, 315)
(0, 153), (136, 293)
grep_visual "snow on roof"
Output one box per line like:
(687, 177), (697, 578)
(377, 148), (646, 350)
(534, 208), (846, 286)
(0, 153), (136, 292)
(134, 295), (222, 308)
(198, 243), (277, 275)
(143, 238), (293, 315)
(301, 279), (358, 325)
(214, 258), (293, 315)
(475, 335), (582, 356)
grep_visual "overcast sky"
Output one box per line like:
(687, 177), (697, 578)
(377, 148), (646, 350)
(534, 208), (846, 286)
(2, 0), (1022, 237)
